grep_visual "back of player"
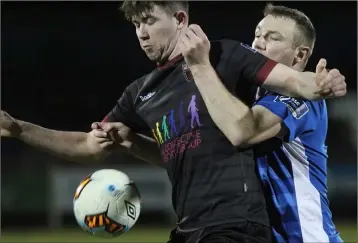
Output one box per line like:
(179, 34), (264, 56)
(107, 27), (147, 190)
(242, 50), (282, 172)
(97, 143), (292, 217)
(254, 92), (343, 243)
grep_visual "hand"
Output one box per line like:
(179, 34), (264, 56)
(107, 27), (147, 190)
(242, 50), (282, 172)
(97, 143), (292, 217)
(180, 24), (211, 67)
(315, 58), (347, 98)
(90, 122), (133, 150)
(0, 110), (22, 138)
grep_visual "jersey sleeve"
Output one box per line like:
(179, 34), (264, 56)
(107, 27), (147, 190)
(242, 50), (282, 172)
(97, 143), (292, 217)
(102, 86), (149, 134)
(254, 93), (321, 142)
(231, 42), (277, 85)
(214, 40), (277, 87)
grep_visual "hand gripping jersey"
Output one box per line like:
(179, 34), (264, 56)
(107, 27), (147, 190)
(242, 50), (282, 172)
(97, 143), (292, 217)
(103, 39), (277, 231)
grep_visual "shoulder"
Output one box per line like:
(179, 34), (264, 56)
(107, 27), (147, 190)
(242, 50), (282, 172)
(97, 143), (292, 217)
(122, 73), (150, 100)
(210, 39), (257, 55)
(209, 39), (239, 57)
(208, 39), (241, 69)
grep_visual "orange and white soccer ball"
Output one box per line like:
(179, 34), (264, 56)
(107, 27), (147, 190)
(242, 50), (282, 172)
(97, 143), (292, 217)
(73, 169), (141, 237)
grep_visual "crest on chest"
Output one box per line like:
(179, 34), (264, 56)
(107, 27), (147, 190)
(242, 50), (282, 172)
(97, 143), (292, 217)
(182, 64), (193, 82)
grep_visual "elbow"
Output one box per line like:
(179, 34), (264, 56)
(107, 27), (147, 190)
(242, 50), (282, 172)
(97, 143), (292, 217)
(229, 117), (259, 147)
(228, 129), (252, 147)
(230, 133), (252, 148)
(230, 136), (246, 147)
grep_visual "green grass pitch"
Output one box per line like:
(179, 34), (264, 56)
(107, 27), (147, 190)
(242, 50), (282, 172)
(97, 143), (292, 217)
(2, 222), (357, 242)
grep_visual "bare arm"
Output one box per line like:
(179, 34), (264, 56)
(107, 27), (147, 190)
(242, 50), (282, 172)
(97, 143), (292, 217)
(15, 120), (110, 162)
(127, 133), (162, 165)
(97, 122), (163, 166)
(190, 65), (285, 146)
(239, 106), (286, 147)
(260, 62), (346, 100)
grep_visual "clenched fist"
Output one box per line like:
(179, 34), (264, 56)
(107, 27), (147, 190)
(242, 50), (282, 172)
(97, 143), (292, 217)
(180, 24), (211, 67)
(90, 122), (133, 150)
(315, 58), (347, 98)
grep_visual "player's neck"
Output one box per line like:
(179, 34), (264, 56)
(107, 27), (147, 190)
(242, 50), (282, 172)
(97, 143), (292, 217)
(157, 38), (183, 68)
(168, 43), (182, 61)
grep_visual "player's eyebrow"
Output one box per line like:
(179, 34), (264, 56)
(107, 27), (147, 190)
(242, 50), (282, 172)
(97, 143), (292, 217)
(267, 30), (283, 36)
(255, 27), (284, 38)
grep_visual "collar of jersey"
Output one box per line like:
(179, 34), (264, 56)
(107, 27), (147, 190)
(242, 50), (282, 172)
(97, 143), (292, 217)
(157, 54), (183, 70)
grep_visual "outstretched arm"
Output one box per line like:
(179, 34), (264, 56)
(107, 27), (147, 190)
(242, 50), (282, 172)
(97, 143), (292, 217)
(258, 59), (346, 100)
(181, 25), (346, 103)
(189, 63), (323, 146)
(189, 65), (283, 146)
(190, 64), (321, 146)
(94, 122), (163, 165)
(0, 111), (112, 162)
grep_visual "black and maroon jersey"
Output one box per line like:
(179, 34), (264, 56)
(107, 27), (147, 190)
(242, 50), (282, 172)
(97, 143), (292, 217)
(103, 39), (277, 231)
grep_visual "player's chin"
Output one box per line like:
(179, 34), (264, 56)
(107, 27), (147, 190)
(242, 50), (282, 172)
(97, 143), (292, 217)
(145, 51), (161, 62)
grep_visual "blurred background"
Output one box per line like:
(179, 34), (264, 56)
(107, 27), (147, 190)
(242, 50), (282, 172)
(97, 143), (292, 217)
(1, 1), (357, 242)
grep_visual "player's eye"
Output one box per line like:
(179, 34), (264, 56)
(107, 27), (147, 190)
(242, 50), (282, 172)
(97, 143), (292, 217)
(269, 35), (280, 41)
(146, 17), (156, 25)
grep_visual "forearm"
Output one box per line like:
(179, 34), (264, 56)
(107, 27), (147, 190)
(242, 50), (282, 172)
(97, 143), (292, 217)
(190, 65), (257, 146)
(17, 120), (100, 162)
(262, 64), (320, 100)
(127, 133), (162, 165)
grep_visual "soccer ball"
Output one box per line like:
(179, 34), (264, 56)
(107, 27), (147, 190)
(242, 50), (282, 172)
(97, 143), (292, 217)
(73, 169), (141, 237)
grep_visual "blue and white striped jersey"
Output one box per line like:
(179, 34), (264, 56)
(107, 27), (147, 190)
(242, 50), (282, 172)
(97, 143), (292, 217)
(254, 92), (343, 243)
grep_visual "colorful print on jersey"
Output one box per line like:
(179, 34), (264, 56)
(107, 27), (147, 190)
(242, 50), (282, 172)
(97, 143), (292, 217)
(161, 115), (170, 141)
(155, 122), (164, 144)
(188, 94), (202, 128)
(152, 93), (203, 162)
(151, 129), (160, 144)
(169, 109), (178, 137)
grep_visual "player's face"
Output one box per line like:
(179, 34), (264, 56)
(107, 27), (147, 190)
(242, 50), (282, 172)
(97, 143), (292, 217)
(252, 15), (298, 68)
(132, 5), (181, 62)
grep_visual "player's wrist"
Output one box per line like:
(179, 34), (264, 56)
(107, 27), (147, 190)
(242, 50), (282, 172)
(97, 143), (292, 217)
(189, 63), (214, 76)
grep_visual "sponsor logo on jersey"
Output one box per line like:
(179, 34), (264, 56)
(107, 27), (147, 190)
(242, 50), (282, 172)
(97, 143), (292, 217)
(139, 92), (156, 101)
(151, 93), (203, 163)
(274, 96), (309, 119)
(182, 64), (194, 82)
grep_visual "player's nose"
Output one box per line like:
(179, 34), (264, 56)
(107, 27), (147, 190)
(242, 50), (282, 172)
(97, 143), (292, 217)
(252, 39), (265, 52)
(137, 25), (149, 41)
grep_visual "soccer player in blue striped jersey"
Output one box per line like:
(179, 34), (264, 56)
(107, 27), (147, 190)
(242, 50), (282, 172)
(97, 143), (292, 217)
(251, 5), (343, 242)
(186, 3), (344, 243)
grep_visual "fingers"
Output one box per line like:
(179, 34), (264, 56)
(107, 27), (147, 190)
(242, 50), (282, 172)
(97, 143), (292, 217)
(188, 24), (208, 41)
(1, 128), (11, 137)
(316, 58), (327, 74)
(99, 141), (115, 149)
(91, 122), (102, 130)
(91, 122), (128, 144)
(314, 68), (347, 98)
(180, 24), (209, 54)
(331, 81), (347, 94)
(100, 122), (125, 133)
(320, 69), (343, 90)
(92, 129), (108, 138)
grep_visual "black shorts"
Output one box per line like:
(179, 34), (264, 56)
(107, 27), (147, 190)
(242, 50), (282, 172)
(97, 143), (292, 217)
(167, 221), (271, 243)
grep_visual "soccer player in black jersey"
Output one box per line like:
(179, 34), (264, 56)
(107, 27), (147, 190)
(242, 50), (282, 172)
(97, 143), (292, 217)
(0, 1), (347, 243)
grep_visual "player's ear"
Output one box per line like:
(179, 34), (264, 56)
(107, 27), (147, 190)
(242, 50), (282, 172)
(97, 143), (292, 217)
(174, 11), (188, 29)
(293, 45), (311, 66)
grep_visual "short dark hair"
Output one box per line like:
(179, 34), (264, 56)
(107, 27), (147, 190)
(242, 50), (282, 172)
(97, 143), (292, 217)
(264, 3), (316, 50)
(120, 1), (189, 21)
